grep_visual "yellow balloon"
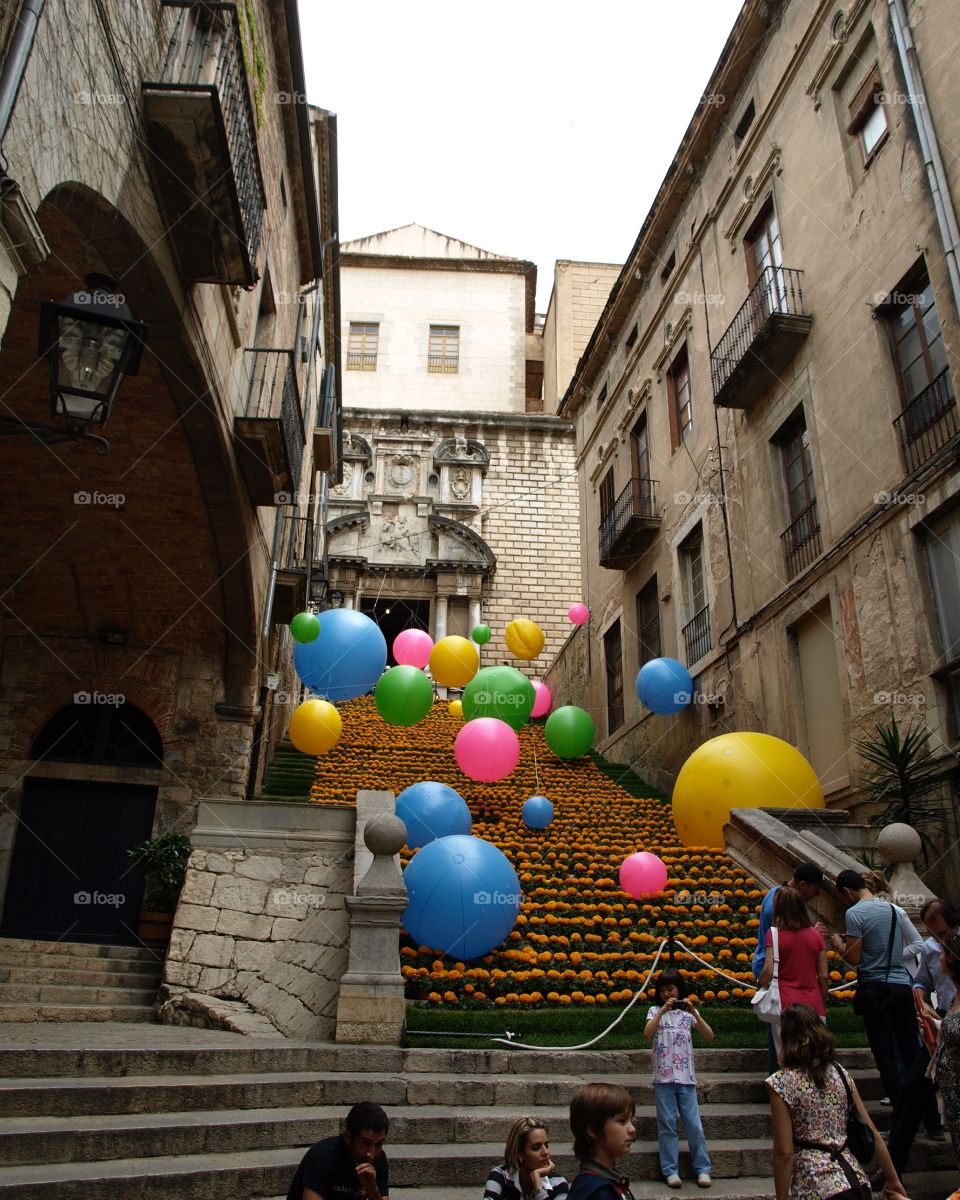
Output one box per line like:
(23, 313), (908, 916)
(429, 636), (479, 688)
(448, 699), (463, 718)
(504, 618), (545, 661)
(671, 732), (825, 849)
(288, 698), (342, 756)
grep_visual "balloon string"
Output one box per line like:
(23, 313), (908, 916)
(532, 740), (540, 793)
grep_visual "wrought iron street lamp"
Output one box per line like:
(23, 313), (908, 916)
(0, 274), (148, 452)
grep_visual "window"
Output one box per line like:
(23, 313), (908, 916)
(630, 413), (650, 482)
(775, 411), (821, 574)
(636, 576), (661, 668)
(734, 100), (756, 148)
(679, 525), (710, 664)
(347, 322), (379, 371)
(660, 250), (676, 285)
(599, 467), (615, 532)
(885, 270), (950, 411)
(745, 200), (787, 315)
(596, 382), (608, 409)
(925, 510), (960, 732)
(428, 325), (459, 373)
(625, 323), (638, 351)
(668, 344), (693, 450)
(847, 64), (887, 164)
(604, 620), (625, 735)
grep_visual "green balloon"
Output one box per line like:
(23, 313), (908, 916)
(544, 705), (595, 758)
(375, 665), (434, 726)
(471, 623), (492, 645)
(462, 665), (535, 732)
(290, 611), (320, 644)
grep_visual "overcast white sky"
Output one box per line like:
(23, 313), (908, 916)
(298, 1), (745, 311)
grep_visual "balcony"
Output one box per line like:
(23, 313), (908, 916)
(781, 498), (822, 579)
(682, 605), (712, 665)
(598, 477), (661, 570)
(142, 1), (265, 286)
(272, 516), (314, 625)
(234, 349), (305, 506)
(711, 267), (812, 409)
(893, 369), (958, 473)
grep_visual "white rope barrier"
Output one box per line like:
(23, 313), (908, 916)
(489, 935), (856, 1051)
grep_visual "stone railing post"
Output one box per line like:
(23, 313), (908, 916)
(334, 812), (408, 1044)
(877, 822), (935, 921)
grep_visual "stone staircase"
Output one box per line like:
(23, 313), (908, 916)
(0, 1038), (955, 1199)
(0, 939), (162, 1023)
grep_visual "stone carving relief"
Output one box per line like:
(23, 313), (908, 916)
(387, 453), (417, 493)
(331, 462), (354, 496)
(450, 468), (471, 501)
(380, 515), (419, 560)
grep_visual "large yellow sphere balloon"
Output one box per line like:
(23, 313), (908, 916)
(288, 698), (342, 756)
(448, 699), (463, 718)
(505, 618), (545, 661)
(672, 732), (825, 849)
(429, 636), (479, 688)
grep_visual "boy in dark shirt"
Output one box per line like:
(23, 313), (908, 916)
(286, 1101), (389, 1200)
(567, 1083), (637, 1200)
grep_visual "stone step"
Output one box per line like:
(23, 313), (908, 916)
(0, 965), (162, 988)
(0, 938), (162, 964)
(0, 1099), (904, 1166)
(376, 1178), (960, 1200)
(0, 1068), (886, 1119)
(0, 983), (158, 1005)
(0, 1042), (878, 1081)
(0, 1139), (952, 1198)
(0, 1004), (156, 1024)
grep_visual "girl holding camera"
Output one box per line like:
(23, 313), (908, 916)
(644, 968), (714, 1189)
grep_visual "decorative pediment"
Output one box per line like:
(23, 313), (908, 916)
(427, 515), (495, 570)
(434, 437), (490, 467)
(342, 432), (372, 462)
(653, 307), (695, 382)
(326, 511), (370, 563)
(723, 144), (783, 251)
(617, 377), (653, 434)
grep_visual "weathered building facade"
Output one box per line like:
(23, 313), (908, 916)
(0, 0), (340, 947)
(332, 225), (581, 668)
(550, 0), (960, 883)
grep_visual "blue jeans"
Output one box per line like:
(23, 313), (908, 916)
(654, 1082), (712, 1177)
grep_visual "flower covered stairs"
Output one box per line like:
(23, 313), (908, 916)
(0, 1036), (955, 1199)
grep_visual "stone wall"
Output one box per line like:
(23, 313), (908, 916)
(158, 799), (354, 1039)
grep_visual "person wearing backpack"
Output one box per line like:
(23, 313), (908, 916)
(766, 1003), (905, 1200)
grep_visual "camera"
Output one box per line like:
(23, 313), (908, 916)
(673, 999), (690, 1011)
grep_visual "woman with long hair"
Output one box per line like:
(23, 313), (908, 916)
(766, 1003), (904, 1200)
(483, 1116), (569, 1200)
(759, 885), (829, 1056)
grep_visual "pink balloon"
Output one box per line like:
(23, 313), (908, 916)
(530, 680), (553, 719)
(619, 851), (669, 899)
(393, 628), (434, 669)
(454, 717), (521, 782)
(568, 603), (590, 626)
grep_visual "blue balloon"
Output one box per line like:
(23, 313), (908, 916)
(521, 795), (554, 830)
(636, 656), (695, 715)
(396, 781), (472, 850)
(402, 834), (522, 960)
(294, 608), (387, 701)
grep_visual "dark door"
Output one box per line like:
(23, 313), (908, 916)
(1, 778), (155, 944)
(360, 597), (431, 665)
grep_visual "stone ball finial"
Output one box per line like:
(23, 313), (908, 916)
(364, 813), (407, 857)
(877, 822), (922, 864)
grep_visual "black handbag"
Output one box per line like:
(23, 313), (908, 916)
(852, 907), (897, 1016)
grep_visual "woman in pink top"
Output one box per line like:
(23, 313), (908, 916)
(759, 886), (829, 1057)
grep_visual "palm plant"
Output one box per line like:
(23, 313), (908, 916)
(854, 716), (945, 852)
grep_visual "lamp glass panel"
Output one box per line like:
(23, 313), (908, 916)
(56, 315), (127, 396)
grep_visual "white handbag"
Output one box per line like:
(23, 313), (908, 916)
(751, 926), (782, 1024)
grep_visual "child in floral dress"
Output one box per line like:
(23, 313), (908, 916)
(644, 968), (714, 1189)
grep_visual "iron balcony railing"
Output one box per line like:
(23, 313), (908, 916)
(682, 604), (712, 665)
(599, 477), (658, 562)
(155, 1), (265, 269)
(244, 348), (305, 492)
(781, 498), (822, 579)
(427, 355), (458, 374)
(711, 266), (807, 398)
(346, 352), (377, 371)
(893, 368), (957, 473)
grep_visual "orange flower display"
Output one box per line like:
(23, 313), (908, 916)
(303, 697), (826, 1007)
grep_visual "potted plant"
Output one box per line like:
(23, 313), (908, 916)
(127, 831), (191, 946)
(854, 716), (945, 857)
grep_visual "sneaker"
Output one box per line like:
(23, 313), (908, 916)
(666, 1175), (682, 1189)
(880, 1096), (892, 1106)
(697, 1175), (712, 1188)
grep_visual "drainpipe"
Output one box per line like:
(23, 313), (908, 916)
(0, 0), (45, 147)
(887, 0), (960, 321)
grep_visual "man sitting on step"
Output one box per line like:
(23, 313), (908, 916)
(286, 1100), (389, 1200)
